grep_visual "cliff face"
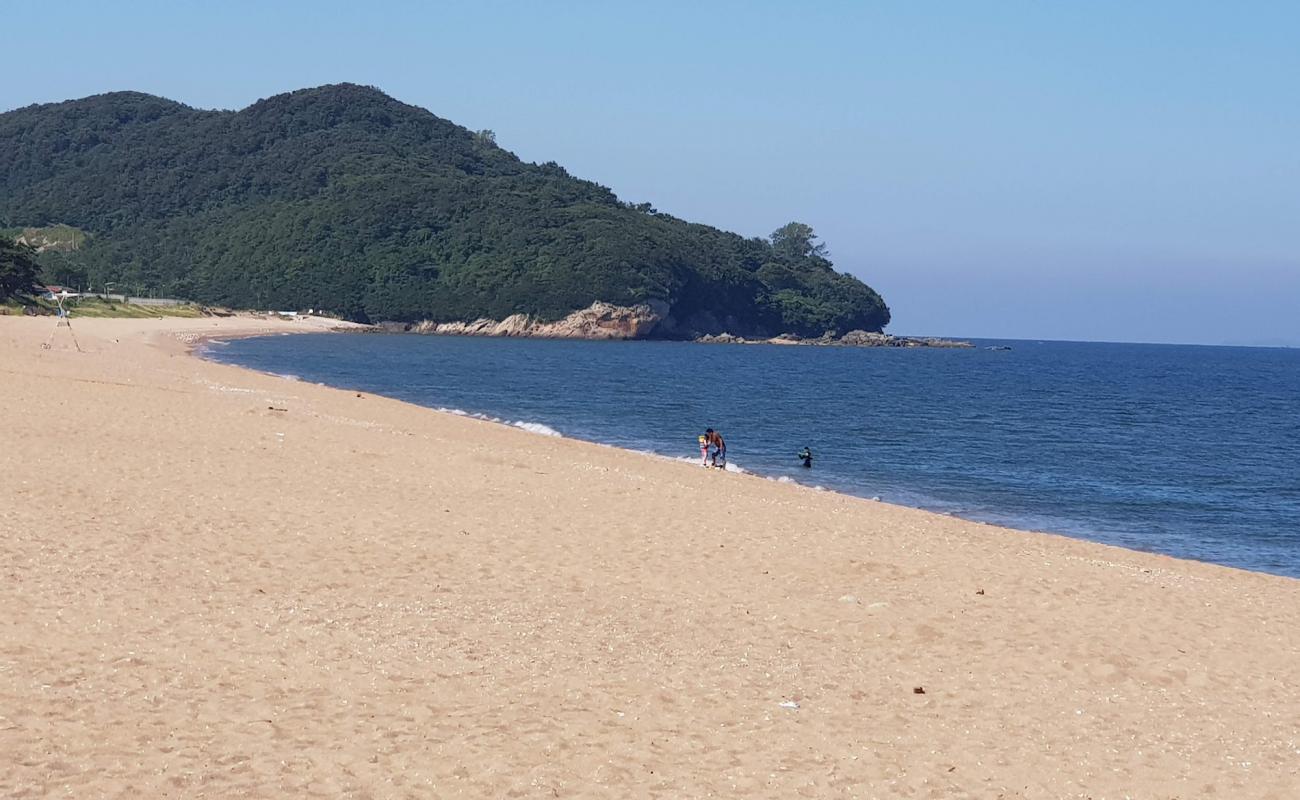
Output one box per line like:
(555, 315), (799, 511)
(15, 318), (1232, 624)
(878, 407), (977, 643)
(410, 300), (669, 340)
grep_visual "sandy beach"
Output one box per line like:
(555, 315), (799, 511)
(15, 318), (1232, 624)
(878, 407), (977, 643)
(1, 316), (1297, 799)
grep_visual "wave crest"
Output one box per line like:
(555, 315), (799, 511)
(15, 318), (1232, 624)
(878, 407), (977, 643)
(512, 421), (562, 437)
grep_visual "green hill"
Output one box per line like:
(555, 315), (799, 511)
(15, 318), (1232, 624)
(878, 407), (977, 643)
(0, 84), (889, 336)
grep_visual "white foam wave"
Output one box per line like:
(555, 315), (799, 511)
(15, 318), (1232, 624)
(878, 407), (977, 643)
(656, 452), (748, 473)
(433, 406), (562, 437)
(512, 421), (562, 437)
(666, 454), (708, 466)
(438, 406), (503, 423)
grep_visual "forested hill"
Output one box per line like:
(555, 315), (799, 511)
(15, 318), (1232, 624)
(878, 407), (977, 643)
(0, 84), (889, 335)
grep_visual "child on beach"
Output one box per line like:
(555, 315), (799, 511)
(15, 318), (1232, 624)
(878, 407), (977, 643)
(698, 434), (709, 467)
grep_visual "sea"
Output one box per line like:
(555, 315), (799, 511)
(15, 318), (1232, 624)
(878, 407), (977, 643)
(201, 334), (1300, 579)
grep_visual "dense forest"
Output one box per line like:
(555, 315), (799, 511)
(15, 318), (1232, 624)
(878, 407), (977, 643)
(0, 84), (889, 335)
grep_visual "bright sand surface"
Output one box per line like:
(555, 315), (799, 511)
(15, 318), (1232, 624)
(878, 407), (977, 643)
(1, 316), (1297, 799)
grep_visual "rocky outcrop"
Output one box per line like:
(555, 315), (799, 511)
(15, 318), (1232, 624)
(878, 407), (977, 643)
(369, 303), (969, 347)
(695, 329), (974, 348)
(838, 330), (893, 346)
(695, 332), (748, 345)
(407, 300), (670, 340)
(839, 330), (972, 347)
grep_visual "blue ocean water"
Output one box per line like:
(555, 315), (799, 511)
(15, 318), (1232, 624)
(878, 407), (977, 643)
(204, 334), (1300, 578)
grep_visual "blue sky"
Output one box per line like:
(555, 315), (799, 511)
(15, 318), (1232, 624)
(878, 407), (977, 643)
(3, 1), (1297, 344)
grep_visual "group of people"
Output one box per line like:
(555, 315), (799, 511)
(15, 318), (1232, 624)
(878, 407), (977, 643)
(697, 428), (814, 470)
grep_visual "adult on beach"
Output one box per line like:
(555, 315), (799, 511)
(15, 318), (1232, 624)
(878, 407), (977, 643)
(704, 428), (726, 468)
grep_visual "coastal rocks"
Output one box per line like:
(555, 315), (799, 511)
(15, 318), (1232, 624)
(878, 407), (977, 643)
(696, 332), (747, 344)
(376, 302), (972, 347)
(767, 333), (804, 345)
(409, 300), (669, 340)
(902, 336), (974, 349)
(834, 330), (974, 348)
(839, 330), (890, 346)
(695, 329), (974, 349)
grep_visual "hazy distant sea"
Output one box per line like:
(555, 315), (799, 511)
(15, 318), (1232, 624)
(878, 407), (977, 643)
(204, 334), (1300, 578)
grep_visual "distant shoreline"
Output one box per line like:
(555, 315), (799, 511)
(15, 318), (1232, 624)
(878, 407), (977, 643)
(361, 319), (975, 349)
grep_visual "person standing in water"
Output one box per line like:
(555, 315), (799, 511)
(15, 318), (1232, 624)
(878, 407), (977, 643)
(798, 446), (813, 468)
(704, 428), (726, 468)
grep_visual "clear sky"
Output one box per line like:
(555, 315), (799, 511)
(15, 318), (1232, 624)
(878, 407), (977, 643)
(3, 1), (1297, 344)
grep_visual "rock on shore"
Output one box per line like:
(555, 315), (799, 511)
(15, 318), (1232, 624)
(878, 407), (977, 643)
(698, 329), (974, 348)
(405, 300), (669, 340)
(373, 302), (970, 348)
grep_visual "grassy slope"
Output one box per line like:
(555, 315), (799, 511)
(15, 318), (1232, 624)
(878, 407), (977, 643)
(9, 224), (88, 251)
(0, 296), (204, 318)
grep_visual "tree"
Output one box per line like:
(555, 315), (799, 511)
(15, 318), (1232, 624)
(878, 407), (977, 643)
(0, 236), (40, 298)
(770, 221), (828, 260)
(34, 248), (91, 290)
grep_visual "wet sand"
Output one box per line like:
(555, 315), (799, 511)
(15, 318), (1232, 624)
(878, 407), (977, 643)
(1, 315), (1297, 798)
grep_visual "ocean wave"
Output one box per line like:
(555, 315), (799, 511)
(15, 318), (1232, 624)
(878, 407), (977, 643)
(656, 452), (750, 474)
(665, 454), (706, 466)
(512, 421), (562, 437)
(433, 406), (562, 437)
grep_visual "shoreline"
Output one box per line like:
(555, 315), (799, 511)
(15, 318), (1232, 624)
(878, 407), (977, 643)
(3, 315), (1297, 798)
(198, 329), (1293, 580)
(365, 321), (976, 349)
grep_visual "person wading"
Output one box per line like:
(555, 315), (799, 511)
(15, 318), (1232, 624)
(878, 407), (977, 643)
(704, 428), (727, 468)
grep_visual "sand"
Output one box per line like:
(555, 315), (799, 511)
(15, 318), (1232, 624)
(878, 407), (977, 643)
(1, 315), (1297, 799)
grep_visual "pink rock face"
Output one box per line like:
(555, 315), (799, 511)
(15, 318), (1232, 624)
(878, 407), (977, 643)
(413, 300), (669, 340)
